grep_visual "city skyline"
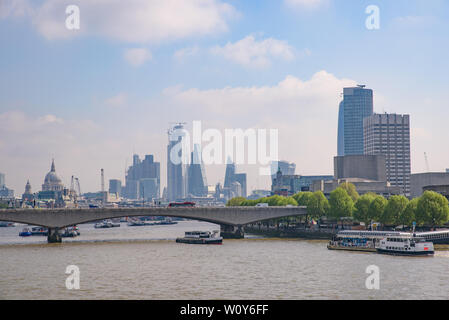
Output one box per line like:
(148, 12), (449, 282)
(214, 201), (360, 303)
(1, 0), (449, 193)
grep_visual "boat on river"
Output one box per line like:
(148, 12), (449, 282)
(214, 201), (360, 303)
(94, 220), (120, 229)
(176, 230), (223, 245)
(376, 234), (434, 256)
(127, 219), (154, 226)
(0, 222), (16, 227)
(19, 228), (32, 237)
(31, 226), (48, 236)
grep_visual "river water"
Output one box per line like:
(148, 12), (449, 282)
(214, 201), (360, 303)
(1, 220), (449, 300)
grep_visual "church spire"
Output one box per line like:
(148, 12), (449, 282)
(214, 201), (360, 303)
(51, 159), (55, 172)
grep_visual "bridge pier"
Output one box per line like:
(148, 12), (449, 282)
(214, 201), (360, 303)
(47, 228), (62, 243)
(220, 225), (244, 239)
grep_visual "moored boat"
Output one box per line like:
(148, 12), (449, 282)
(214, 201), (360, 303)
(19, 228), (32, 237)
(31, 226), (48, 236)
(176, 230), (223, 245)
(376, 234), (434, 256)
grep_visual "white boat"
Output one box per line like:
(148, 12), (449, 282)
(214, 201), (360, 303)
(94, 220), (120, 229)
(376, 234), (434, 256)
(176, 230), (223, 245)
(127, 219), (154, 226)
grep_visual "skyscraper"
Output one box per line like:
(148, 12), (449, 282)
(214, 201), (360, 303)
(338, 85), (374, 156)
(167, 123), (188, 201)
(187, 144), (208, 197)
(109, 179), (122, 196)
(124, 154), (160, 199)
(364, 113), (411, 196)
(224, 159), (247, 198)
(0, 173), (5, 188)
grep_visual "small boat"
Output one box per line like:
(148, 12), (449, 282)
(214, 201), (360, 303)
(176, 230), (223, 245)
(19, 228), (32, 237)
(376, 234), (434, 256)
(0, 222), (16, 227)
(31, 226), (48, 236)
(94, 220), (120, 229)
(158, 218), (178, 225)
(61, 227), (78, 238)
(127, 219), (154, 227)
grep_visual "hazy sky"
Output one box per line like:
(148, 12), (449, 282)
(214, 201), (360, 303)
(1, 0), (448, 194)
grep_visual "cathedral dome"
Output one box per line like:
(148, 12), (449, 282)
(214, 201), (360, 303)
(42, 160), (64, 192)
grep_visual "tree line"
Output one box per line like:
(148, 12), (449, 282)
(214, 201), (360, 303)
(226, 182), (449, 228)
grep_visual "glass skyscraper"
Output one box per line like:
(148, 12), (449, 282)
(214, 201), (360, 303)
(337, 85), (374, 156)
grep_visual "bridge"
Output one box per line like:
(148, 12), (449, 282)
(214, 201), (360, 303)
(0, 206), (308, 243)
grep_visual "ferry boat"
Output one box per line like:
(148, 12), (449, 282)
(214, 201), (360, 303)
(327, 230), (405, 252)
(176, 230), (223, 245)
(376, 234), (434, 256)
(19, 228), (32, 237)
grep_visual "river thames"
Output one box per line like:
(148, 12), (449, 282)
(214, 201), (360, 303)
(1, 221), (449, 300)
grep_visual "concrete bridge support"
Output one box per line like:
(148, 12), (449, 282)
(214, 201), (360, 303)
(220, 224), (244, 239)
(47, 228), (61, 243)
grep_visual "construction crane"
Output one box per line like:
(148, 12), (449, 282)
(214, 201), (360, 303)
(101, 168), (106, 205)
(424, 152), (430, 172)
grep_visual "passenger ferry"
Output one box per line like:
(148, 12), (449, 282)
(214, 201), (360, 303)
(376, 235), (434, 256)
(176, 230), (223, 245)
(31, 226), (48, 236)
(327, 230), (407, 252)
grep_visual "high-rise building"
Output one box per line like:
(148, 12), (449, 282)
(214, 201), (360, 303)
(109, 179), (122, 196)
(187, 144), (208, 197)
(338, 85), (374, 156)
(223, 159), (247, 199)
(446, 169), (449, 173)
(364, 113), (411, 196)
(167, 124), (188, 201)
(270, 161), (296, 181)
(124, 154), (160, 199)
(0, 173), (14, 199)
(140, 178), (159, 200)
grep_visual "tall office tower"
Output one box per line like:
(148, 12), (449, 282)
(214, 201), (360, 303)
(270, 161), (296, 182)
(0, 173), (5, 188)
(109, 179), (122, 196)
(139, 178), (159, 200)
(124, 154), (160, 199)
(187, 144), (208, 197)
(337, 85), (374, 156)
(167, 123), (188, 201)
(224, 159), (247, 198)
(364, 113), (411, 196)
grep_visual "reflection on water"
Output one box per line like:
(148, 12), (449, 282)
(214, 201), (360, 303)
(1, 221), (449, 300)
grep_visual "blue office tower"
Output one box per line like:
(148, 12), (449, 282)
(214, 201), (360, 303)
(337, 85), (373, 156)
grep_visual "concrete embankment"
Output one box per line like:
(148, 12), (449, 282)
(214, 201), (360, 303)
(245, 227), (335, 240)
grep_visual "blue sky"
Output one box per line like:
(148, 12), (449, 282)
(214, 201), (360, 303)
(1, 0), (448, 194)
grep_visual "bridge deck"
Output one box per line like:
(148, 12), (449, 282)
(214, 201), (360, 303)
(0, 206), (308, 228)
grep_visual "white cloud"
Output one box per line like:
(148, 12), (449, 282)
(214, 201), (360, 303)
(3, 0), (238, 43)
(104, 93), (128, 108)
(284, 0), (327, 9)
(124, 48), (152, 67)
(174, 46), (200, 61)
(163, 71), (357, 179)
(211, 35), (296, 68)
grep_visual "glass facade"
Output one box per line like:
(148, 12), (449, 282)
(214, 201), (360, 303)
(337, 86), (374, 156)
